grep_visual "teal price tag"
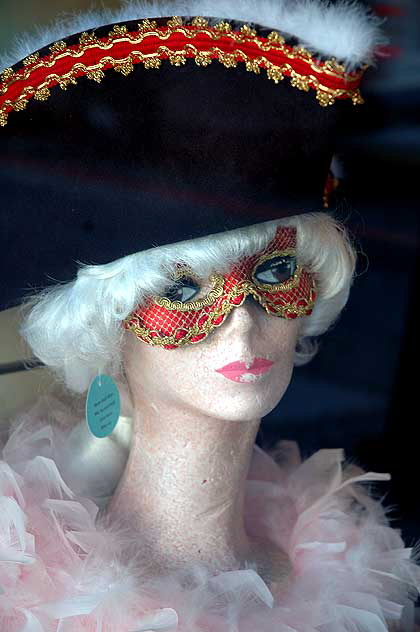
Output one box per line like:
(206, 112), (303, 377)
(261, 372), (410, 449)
(86, 374), (120, 438)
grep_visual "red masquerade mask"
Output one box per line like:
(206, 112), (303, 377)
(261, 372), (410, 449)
(124, 227), (315, 348)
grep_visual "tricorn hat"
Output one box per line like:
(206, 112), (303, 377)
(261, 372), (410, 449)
(0, 0), (381, 309)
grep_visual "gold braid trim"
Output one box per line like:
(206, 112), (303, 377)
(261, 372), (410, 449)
(3, 22), (353, 84)
(125, 264), (315, 348)
(0, 17), (365, 126)
(154, 274), (225, 311)
(153, 253), (303, 312)
(125, 278), (316, 348)
(250, 249), (301, 291)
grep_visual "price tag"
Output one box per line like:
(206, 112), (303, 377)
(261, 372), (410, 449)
(86, 374), (120, 438)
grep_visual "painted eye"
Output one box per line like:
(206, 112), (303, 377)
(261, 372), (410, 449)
(253, 256), (296, 285)
(164, 277), (201, 303)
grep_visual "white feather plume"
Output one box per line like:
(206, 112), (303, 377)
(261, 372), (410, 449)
(1, 0), (384, 70)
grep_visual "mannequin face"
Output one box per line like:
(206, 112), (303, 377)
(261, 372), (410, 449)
(123, 295), (299, 422)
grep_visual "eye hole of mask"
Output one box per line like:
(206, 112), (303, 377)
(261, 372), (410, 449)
(253, 255), (297, 285)
(164, 277), (201, 303)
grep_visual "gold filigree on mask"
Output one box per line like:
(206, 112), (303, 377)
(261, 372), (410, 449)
(154, 273), (225, 312)
(251, 249), (300, 291)
(124, 229), (316, 349)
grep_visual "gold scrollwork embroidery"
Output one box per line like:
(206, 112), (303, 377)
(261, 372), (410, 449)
(167, 16), (183, 28)
(79, 32), (98, 46)
(168, 51), (187, 66)
(217, 52), (237, 68)
(143, 57), (162, 69)
(86, 68), (105, 82)
(125, 278), (315, 348)
(191, 16), (209, 28)
(316, 90), (336, 106)
(58, 76), (78, 90)
(245, 59), (261, 74)
(214, 21), (232, 33)
(267, 31), (285, 45)
(111, 24), (128, 36)
(34, 87), (50, 100)
(22, 52), (40, 66)
(138, 19), (157, 32)
(323, 58), (345, 74)
(11, 100), (27, 111)
(1, 67), (14, 81)
(250, 249), (301, 292)
(266, 64), (284, 83)
(49, 41), (67, 53)
(154, 273), (225, 312)
(195, 51), (213, 66)
(293, 45), (312, 60)
(352, 89), (364, 105)
(114, 61), (134, 76)
(249, 276), (316, 316)
(240, 24), (257, 37)
(0, 16), (365, 127)
(125, 250), (315, 348)
(3, 19), (362, 86)
(125, 298), (234, 347)
(290, 71), (310, 92)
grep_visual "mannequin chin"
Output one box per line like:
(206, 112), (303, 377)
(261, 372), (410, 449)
(123, 297), (299, 424)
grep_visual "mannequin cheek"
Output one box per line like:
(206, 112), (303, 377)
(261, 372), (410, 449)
(129, 345), (205, 404)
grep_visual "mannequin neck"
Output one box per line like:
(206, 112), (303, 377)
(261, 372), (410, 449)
(107, 394), (260, 573)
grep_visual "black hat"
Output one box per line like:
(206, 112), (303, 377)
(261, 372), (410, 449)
(0, 2), (380, 309)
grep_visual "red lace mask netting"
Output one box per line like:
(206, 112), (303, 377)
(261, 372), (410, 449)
(124, 226), (316, 349)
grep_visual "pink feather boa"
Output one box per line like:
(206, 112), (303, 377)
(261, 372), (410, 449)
(0, 417), (419, 631)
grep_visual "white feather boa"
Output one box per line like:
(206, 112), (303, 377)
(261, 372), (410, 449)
(1, 0), (385, 71)
(0, 409), (419, 631)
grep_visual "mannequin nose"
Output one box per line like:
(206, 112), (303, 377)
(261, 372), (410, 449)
(226, 295), (258, 333)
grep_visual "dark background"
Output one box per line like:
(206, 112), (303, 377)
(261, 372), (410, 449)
(259, 0), (420, 542)
(1, 1), (419, 537)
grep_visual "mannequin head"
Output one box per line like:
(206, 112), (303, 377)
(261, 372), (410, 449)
(123, 223), (311, 422)
(17, 212), (356, 508)
(22, 212), (355, 404)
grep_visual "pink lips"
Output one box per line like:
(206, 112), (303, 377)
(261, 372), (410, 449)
(215, 358), (274, 383)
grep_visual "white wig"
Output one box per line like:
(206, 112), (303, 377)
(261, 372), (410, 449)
(21, 212), (356, 394)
